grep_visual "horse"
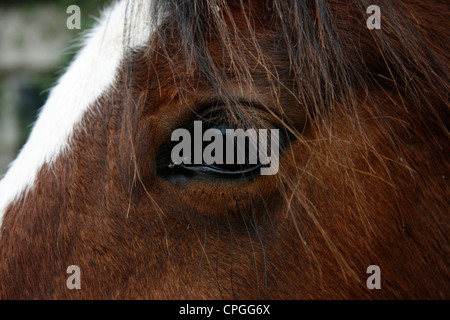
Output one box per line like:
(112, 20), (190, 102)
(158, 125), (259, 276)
(0, 0), (448, 299)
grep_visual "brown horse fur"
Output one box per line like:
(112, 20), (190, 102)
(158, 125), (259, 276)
(0, 0), (448, 299)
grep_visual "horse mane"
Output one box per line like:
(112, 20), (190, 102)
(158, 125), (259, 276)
(140, 0), (448, 124)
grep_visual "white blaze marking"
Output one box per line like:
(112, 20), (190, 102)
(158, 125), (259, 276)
(0, 0), (156, 223)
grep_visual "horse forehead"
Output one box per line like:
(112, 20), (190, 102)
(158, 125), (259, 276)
(0, 0), (157, 223)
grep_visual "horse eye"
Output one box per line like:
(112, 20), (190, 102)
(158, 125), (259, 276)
(173, 127), (265, 179)
(156, 117), (288, 181)
(158, 125), (265, 180)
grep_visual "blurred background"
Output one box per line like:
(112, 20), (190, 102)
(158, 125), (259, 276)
(0, 0), (112, 177)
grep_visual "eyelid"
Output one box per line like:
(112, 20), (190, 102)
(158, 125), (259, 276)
(194, 98), (268, 119)
(176, 162), (263, 178)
